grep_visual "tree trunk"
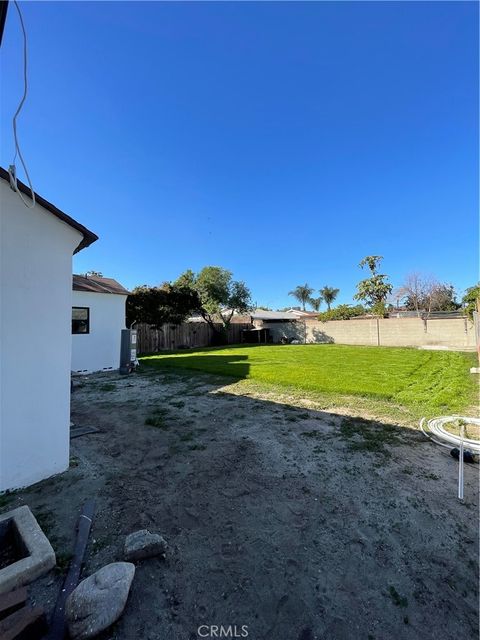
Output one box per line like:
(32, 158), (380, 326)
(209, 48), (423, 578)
(203, 314), (228, 345)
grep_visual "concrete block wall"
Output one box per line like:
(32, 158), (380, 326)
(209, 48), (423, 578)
(302, 317), (475, 349)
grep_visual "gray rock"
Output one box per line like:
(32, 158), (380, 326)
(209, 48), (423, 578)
(124, 529), (168, 561)
(65, 562), (135, 640)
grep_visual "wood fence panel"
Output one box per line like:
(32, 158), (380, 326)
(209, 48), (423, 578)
(137, 322), (252, 353)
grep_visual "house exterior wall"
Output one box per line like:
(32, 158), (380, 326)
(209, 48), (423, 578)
(0, 180), (83, 491)
(71, 291), (127, 373)
(252, 318), (304, 343)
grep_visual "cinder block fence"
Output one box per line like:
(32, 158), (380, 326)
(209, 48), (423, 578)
(259, 316), (475, 349)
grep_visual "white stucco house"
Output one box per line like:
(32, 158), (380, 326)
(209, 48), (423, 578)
(71, 274), (129, 374)
(0, 167), (97, 491)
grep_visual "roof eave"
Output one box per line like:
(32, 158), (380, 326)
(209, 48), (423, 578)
(0, 167), (98, 253)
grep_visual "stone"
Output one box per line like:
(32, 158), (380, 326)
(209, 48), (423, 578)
(65, 562), (135, 640)
(124, 529), (167, 561)
(0, 506), (56, 594)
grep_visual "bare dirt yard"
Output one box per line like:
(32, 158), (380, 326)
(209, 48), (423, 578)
(3, 369), (478, 640)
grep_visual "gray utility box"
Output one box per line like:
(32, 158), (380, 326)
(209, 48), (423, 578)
(120, 329), (138, 374)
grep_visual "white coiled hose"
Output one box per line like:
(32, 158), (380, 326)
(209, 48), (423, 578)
(420, 416), (480, 453)
(420, 416), (480, 501)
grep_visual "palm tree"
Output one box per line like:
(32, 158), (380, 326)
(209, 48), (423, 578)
(288, 284), (314, 311)
(319, 286), (339, 311)
(309, 296), (323, 312)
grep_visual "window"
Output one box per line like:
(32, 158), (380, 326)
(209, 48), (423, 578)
(72, 307), (90, 334)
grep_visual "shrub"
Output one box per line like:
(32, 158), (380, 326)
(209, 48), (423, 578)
(317, 304), (366, 321)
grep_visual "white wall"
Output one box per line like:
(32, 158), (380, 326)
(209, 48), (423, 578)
(0, 180), (83, 491)
(71, 291), (127, 373)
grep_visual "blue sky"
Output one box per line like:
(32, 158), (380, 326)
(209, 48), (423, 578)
(1, 1), (478, 309)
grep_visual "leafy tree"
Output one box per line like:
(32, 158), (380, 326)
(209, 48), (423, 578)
(175, 266), (252, 342)
(427, 284), (459, 312)
(126, 283), (200, 328)
(309, 296), (323, 312)
(318, 304), (366, 321)
(354, 255), (392, 315)
(288, 283), (314, 311)
(319, 286), (339, 311)
(462, 283), (480, 320)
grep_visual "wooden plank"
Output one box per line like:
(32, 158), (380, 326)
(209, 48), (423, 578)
(0, 588), (27, 620)
(0, 605), (47, 640)
(44, 500), (95, 640)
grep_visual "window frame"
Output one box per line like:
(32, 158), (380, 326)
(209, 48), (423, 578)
(72, 306), (90, 335)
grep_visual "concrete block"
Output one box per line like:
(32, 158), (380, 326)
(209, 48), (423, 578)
(0, 506), (56, 594)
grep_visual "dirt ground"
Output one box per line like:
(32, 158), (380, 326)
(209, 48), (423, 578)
(3, 369), (478, 640)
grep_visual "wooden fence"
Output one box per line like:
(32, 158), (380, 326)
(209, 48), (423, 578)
(136, 322), (252, 353)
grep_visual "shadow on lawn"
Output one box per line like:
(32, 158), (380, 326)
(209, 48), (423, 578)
(142, 351), (252, 381)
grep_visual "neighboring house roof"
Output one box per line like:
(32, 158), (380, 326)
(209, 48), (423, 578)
(285, 308), (318, 317)
(187, 313), (252, 323)
(0, 167), (98, 253)
(73, 274), (130, 295)
(230, 315), (252, 323)
(251, 310), (301, 321)
(391, 310), (466, 319)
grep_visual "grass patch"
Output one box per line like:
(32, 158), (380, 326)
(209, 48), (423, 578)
(141, 344), (476, 421)
(340, 417), (401, 454)
(178, 431), (195, 442)
(145, 416), (168, 429)
(145, 407), (169, 429)
(312, 445), (325, 454)
(91, 536), (112, 554)
(443, 420), (480, 441)
(301, 430), (322, 438)
(0, 491), (16, 510)
(35, 510), (55, 532)
(388, 585), (408, 608)
(170, 400), (186, 409)
(55, 551), (73, 575)
(99, 383), (116, 392)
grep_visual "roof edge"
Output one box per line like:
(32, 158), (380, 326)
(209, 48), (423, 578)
(72, 274), (130, 295)
(0, 1), (8, 47)
(0, 167), (98, 253)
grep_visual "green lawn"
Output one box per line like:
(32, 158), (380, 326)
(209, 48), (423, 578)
(141, 344), (477, 421)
